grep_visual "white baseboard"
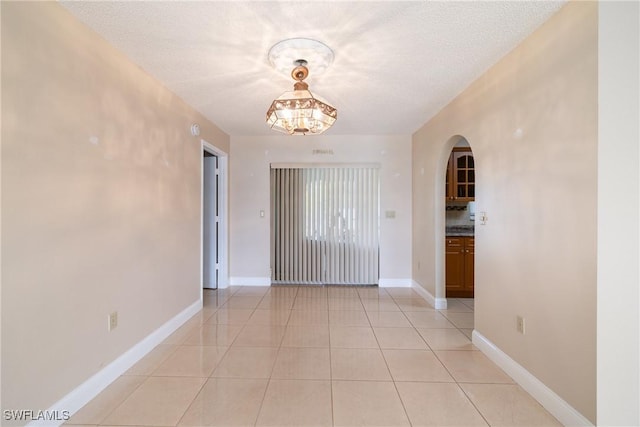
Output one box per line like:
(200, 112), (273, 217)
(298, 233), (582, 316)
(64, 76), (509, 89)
(411, 280), (448, 309)
(472, 330), (593, 427)
(378, 278), (413, 287)
(28, 300), (202, 427)
(229, 276), (271, 286)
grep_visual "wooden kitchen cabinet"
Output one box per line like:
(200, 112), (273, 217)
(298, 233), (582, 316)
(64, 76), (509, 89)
(445, 236), (474, 298)
(445, 148), (475, 201)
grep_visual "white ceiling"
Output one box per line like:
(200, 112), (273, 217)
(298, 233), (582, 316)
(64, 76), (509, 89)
(61, 1), (565, 136)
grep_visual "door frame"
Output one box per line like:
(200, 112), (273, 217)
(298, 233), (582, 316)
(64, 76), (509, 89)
(436, 135), (474, 306)
(201, 140), (229, 297)
(203, 152), (218, 290)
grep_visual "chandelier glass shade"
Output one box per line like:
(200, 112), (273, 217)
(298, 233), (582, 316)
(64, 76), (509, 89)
(266, 63), (337, 135)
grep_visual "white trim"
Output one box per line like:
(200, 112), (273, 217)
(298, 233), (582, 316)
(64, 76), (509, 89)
(434, 137), (471, 311)
(202, 155), (217, 290)
(412, 280), (448, 309)
(472, 330), (594, 427)
(378, 278), (413, 287)
(201, 140), (229, 291)
(28, 300), (202, 427)
(229, 276), (272, 286)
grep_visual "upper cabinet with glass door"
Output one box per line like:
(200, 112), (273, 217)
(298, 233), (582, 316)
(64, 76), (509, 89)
(446, 148), (475, 202)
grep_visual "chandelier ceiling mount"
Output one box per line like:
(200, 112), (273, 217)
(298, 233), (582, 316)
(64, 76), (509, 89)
(266, 39), (337, 135)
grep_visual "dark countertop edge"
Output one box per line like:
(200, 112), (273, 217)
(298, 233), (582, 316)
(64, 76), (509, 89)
(445, 232), (475, 237)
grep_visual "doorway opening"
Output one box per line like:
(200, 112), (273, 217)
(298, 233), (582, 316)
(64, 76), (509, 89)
(203, 151), (218, 289)
(445, 140), (475, 299)
(202, 141), (228, 292)
(439, 136), (475, 303)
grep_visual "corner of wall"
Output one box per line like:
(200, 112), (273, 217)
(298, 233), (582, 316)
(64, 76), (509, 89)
(411, 280), (447, 309)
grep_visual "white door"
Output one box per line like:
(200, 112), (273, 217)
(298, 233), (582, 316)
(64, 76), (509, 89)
(203, 152), (218, 289)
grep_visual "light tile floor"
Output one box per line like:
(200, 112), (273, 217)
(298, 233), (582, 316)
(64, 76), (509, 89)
(66, 286), (561, 426)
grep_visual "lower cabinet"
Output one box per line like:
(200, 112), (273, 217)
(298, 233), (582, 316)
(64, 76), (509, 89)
(445, 236), (474, 298)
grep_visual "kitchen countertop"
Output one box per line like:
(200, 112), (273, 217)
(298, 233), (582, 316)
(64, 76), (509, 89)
(445, 225), (475, 237)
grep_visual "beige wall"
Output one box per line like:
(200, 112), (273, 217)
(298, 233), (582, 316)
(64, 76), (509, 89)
(412, 2), (597, 423)
(1, 1), (229, 417)
(230, 135), (412, 284)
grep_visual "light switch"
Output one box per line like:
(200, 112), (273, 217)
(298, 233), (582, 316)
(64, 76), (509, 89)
(479, 212), (487, 225)
(385, 210), (396, 219)
(260, 210), (265, 218)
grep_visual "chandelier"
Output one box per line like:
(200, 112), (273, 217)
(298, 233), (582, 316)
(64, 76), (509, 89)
(266, 39), (337, 135)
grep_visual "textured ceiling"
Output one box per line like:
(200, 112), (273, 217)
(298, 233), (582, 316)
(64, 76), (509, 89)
(61, 1), (565, 136)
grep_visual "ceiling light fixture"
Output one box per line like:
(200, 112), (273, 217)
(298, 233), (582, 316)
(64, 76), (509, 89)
(266, 39), (337, 135)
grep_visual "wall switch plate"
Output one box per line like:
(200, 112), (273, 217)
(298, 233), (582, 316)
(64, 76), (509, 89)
(108, 311), (118, 331)
(517, 316), (525, 334)
(385, 210), (396, 219)
(479, 211), (488, 225)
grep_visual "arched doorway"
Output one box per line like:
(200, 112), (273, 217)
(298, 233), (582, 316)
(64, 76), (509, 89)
(434, 135), (476, 307)
(444, 138), (475, 299)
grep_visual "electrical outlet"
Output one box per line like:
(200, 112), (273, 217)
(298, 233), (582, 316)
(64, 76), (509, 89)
(108, 311), (118, 331)
(516, 316), (525, 334)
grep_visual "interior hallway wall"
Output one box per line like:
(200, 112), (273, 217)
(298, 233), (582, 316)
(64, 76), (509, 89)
(412, 2), (597, 422)
(1, 2), (229, 417)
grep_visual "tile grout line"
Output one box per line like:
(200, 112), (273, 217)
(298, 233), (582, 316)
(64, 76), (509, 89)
(172, 374), (209, 427)
(329, 291), (335, 427)
(456, 381), (492, 427)
(388, 291), (488, 427)
(74, 374), (148, 426)
(90, 287), (502, 427)
(429, 297), (492, 426)
(176, 287), (251, 427)
(240, 288), (275, 427)
(370, 288), (414, 426)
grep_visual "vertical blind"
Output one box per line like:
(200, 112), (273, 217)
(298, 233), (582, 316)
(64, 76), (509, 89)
(271, 165), (379, 285)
